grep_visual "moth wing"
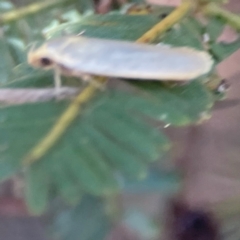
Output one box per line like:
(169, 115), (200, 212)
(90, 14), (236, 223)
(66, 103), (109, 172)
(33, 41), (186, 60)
(48, 37), (213, 81)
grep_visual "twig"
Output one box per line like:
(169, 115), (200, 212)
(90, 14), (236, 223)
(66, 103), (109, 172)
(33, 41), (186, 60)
(23, 81), (103, 165)
(203, 2), (240, 31)
(0, 88), (79, 105)
(136, 0), (195, 43)
(0, 0), (69, 24)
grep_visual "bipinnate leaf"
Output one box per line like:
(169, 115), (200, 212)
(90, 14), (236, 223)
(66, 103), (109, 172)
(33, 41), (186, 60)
(0, 7), (222, 213)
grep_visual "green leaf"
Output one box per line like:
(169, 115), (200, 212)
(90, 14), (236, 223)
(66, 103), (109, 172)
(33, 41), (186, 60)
(128, 0), (146, 4)
(25, 161), (51, 215)
(160, 17), (205, 50)
(51, 196), (111, 240)
(210, 38), (240, 63)
(49, 160), (83, 206)
(0, 78), (213, 212)
(202, 16), (240, 63)
(0, 102), (69, 180)
(0, 33), (14, 83)
(47, 14), (160, 40)
(127, 81), (213, 125)
(205, 16), (225, 42)
(123, 168), (181, 193)
(7, 37), (26, 65)
(75, 0), (94, 13)
(5, 63), (54, 88)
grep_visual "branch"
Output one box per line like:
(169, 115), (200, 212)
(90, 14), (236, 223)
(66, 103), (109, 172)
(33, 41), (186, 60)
(136, 0), (195, 43)
(203, 2), (240, 31)
(0, 0), (69, 24)
(24, 84), (100, 165)
(0, 88), (79, 105)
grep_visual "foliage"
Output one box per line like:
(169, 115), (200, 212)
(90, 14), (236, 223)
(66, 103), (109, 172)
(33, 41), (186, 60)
(49, 196), (112, 240)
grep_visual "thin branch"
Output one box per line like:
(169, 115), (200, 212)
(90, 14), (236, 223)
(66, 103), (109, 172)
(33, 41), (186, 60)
(0, 88), (79, 105)
(136, 0), (195, 43)
(203, 2), (240, 31)
(0, 0), (69, 24)
(23, 82), (102, 165)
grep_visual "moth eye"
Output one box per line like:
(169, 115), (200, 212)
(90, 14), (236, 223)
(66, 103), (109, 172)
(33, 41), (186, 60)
(40, 57), (53, 67)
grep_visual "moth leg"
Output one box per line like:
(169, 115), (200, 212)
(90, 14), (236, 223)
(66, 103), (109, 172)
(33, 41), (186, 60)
(81, 74), (106, 90)
(53, 67), (66, 100)
(54, 67), (62, 89)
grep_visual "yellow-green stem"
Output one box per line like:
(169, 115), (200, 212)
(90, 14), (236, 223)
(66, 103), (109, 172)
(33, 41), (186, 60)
(137, 0), (195, 43)
(0, 0), (69, 24)
(23, 78), (106, 165)
(204, 2), (240, 31)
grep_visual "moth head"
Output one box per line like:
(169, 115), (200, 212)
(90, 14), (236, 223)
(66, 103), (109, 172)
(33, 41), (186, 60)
(27, 45), (55, 70)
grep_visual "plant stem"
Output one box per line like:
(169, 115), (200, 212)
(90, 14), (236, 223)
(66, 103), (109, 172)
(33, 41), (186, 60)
(23, 80), (104, 165)
(0, 0), (69, 24)
(137, 0), (195, 43)
(203, 2), (240, 31)
(0, 87), (79, 105)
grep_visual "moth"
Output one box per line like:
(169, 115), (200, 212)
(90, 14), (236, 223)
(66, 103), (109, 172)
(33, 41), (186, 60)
(28, 36), (214, 88)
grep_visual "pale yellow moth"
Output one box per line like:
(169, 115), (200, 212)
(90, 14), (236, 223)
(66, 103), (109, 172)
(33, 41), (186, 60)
(28, 36), (213, 88)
